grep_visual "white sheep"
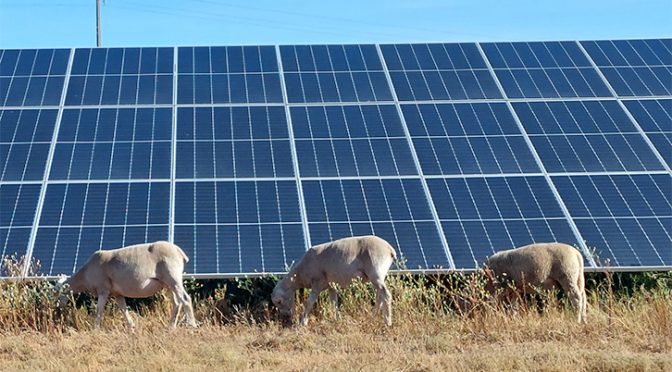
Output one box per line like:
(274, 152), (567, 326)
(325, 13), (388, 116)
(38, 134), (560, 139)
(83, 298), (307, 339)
(56, 241), (196, 328)
(272, 235), (397, 326)
(484, 242), (587, 323)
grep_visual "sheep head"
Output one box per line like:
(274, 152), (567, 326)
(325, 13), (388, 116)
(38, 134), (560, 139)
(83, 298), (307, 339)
(271, 276), (296, 324)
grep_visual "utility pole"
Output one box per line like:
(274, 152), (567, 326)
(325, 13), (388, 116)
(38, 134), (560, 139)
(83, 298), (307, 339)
(96, 0), (102, 47)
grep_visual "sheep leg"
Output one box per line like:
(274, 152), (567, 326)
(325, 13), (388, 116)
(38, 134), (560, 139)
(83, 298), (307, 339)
(178, 288), (197, 327)
(328, 287), (340, 320)
(300, 289), (322, 326)
(169, 289), (183, 328)
(116, 297), (135, 329)
(561, 282), (584, 323)
(373, 280), (392, 326)
(94, 292), (109, 328)
(163, 275), (197, 327)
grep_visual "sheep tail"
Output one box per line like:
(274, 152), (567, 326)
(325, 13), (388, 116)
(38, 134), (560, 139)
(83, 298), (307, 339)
(175, 244), (190, 263)
(577, 252), (585, 292)
(389, 244), (397, 260)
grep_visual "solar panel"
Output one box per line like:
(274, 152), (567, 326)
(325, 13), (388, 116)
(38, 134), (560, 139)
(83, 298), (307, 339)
(581, 39), (672, 97)
(622, 99), (672, 168)
(1, 39), (670, 278)
(291, 104), (417, 177)
(512, 100), (666, 172)
(280, 45), (392, 103)
(0, 109), (58, 181)
(480, 41), (612, 98)
(176, 106), (293, 178)
(178, 46), (283, 104)
(401, 102), (539, 174)
(66, 48), (173, 106)
(553, 174), (671, 267)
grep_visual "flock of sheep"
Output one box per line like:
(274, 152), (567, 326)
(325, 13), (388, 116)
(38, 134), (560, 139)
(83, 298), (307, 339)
(55, 236), (587, 328)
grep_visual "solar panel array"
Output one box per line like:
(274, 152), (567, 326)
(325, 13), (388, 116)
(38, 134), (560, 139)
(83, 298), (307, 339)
(1, 39), (670, 278)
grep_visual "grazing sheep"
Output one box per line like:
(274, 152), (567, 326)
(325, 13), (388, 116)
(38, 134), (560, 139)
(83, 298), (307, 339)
(484, 242), (587, 323)
(56, 241), (196, 328)
(272, 235), (396, 326)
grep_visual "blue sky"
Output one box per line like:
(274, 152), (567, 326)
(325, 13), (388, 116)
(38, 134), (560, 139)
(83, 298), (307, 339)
(1, 0), (670, 48)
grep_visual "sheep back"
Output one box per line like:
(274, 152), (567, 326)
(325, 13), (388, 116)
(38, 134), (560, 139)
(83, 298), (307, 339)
(485, 243), (583, 288)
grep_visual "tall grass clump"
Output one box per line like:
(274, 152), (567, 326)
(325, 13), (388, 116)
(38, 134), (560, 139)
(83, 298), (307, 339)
(0, 256), (65, 333)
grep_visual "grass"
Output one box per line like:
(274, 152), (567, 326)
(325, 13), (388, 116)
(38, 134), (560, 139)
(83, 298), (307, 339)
(1, 258), (671, 371)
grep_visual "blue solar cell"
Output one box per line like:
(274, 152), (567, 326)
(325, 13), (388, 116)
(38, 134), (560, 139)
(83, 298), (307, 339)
(174, 180), (304, 274)
(402, 103), (521, 136)
(481, 41), (612, 98)
(481, 41), (592, 69)
(623, 99), (671, 167)
(389, 70), (502, 101)
(177, 72), (283, 104)
(65, 48), (173, 106)
(553, 174), (671, 267)
(176, 106), (294, 178)
(600, 67), (672, 96)
(381, 43), (501, 101)
(66, 75), (173, 105)
(581, 40), (672, 97)
(581, 39), (672, 68)
(281, 45), (383, 72)
(1, 143), (51, 181)
(1, 109), (58, 142)
(50, 108), (172, 180)
(0, 184), (41, 228)
(1, 76), (65, 106)
(303, 178), (434, 222)
(39, 182), (170, 227)
(0, 49), (70, 77)
(492, 67), (612, 98)
(178, 46), (278, 74)
(175, 223), (305, 274)
(177, 46), (282, 104)
(381, 43), (487, 70)
(413, 136), (539, 175)
(290, 105), (417, 176)
(514, 100), (666, 172)
(513, 100), (637, 134)
(0, 109), (57, 181)
(0, 227), (32, 271)
(175, 181), (302, 225)
(529, 134), (664, 172)
(401, 103), (539, 175)
(0, 184), (40, 271)
(624, 99), (672, 133)
(553, 174), (671, 218)
(281, 45), (392, 103)
(427, 176), (579, 268)
(71, 48), (173, 75)
(283, 71), (392, 103)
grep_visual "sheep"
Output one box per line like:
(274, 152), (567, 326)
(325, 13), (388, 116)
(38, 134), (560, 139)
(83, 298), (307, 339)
(56, 241), (197, 328)
(271, 235), (397, 326)
(483, 242), (587, 323)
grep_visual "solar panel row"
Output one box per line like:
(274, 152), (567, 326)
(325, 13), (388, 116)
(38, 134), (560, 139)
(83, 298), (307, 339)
(0, 39), (670, 277)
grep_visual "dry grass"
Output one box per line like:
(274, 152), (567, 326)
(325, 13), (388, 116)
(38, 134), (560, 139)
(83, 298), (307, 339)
(1, 258), (671, 371)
